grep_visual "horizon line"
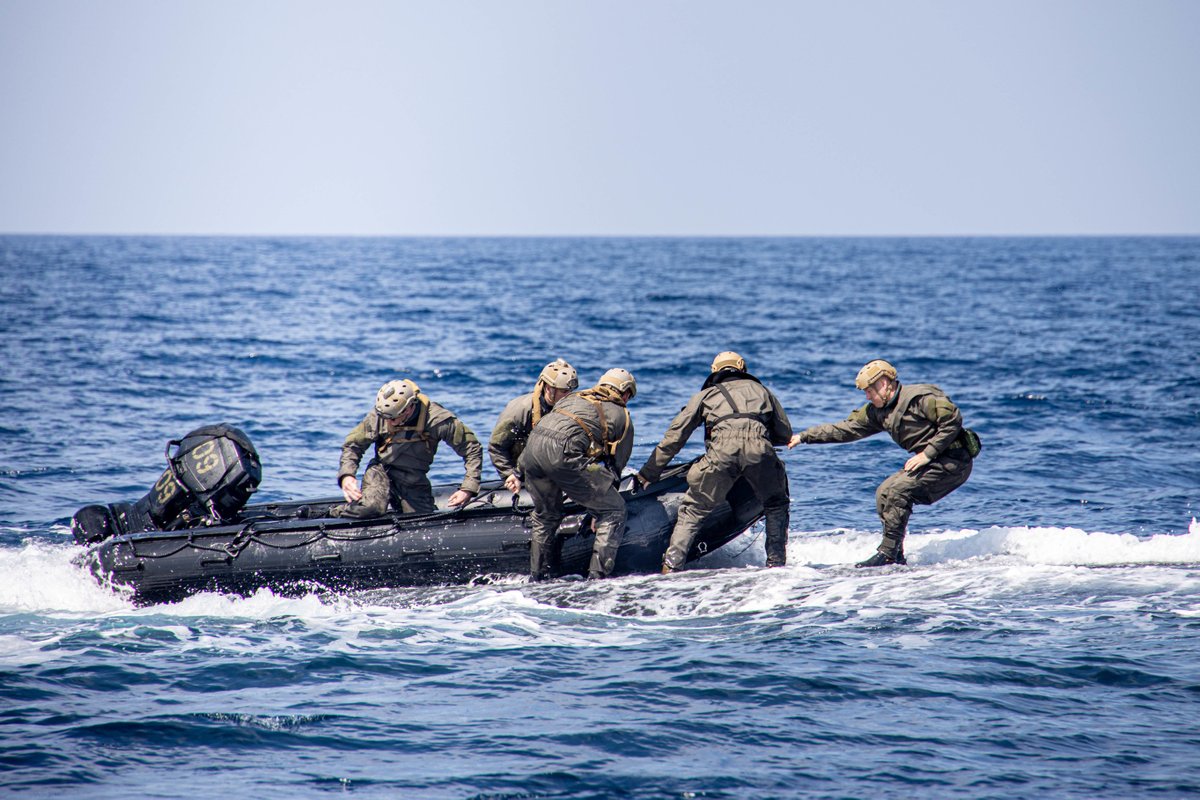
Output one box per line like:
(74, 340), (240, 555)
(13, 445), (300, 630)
(3, 231), (1199, 239)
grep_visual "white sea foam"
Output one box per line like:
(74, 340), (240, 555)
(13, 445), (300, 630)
(0, 633), (67, 666)
(2, 521), (1199, 657)
(0, 539), (130, 614)
(785, 521), (1200, 568)
(160, 585), (350, 621)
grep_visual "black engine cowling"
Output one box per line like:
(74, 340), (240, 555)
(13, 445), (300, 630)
(72, 424), (262, 545)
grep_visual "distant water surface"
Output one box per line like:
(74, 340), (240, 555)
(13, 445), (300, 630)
(1, 236), (1198, 799)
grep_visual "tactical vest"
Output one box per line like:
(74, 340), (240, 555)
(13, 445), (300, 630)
(883, 384), (941, 439)
(551, 388), (630, 464)
(880, 383), (979, 457)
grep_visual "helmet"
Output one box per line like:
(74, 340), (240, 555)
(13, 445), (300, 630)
(854, 360), (898, 390)
(599, 368), (637, 399)
(375, 379), (420, 419)
(539, 358), (579, 390)
(711, 351), (746, 373)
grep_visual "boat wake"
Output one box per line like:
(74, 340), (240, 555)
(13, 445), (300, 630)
(1, 520), (1197, 625)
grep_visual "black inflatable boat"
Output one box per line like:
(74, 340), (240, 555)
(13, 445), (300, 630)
(71, 426), (765, 603)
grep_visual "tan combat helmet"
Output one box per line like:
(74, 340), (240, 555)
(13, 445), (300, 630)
(855, 360), (898, 390)
(599, 368), (637, 399)
(711, 351), (746, 373)
(539, 358), (579, 390)
(375, 379), (421, 419)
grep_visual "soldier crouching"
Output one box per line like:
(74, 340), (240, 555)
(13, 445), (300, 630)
(790, 359), (975, 567)
(333, 379), (482, 517)
(517, 369), (637, 581)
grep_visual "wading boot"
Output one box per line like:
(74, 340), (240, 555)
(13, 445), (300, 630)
(763, 512), (789, 567)
(529, 528), (564, 583)
(855, 532), (906, 568)
(586, 517), (622, 581)
(661, 550), (687, 574)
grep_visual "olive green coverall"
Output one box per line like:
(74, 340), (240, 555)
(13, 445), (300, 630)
(639, 371), (793, 570)
(517, 387), (634, 580)
(488, 390), (552, 482)
(334, 397), (482, 517)
(795, 382), (972, 557)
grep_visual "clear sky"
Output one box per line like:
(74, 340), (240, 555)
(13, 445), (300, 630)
(1, 0), (1197, 236)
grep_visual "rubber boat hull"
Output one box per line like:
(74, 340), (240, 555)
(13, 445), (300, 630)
(81, 461), (764, 603)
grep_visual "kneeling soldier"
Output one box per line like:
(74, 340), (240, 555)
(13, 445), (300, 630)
(789, 359), (974, 567)
(333, 379), (482, 517)
(637, 352), (794, 572)
(517, 369), (637, 581)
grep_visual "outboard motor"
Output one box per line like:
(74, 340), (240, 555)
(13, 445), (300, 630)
(72, 424), (262, 545)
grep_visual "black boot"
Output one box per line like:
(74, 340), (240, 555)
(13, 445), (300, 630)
(854, 549), (907, 568)
(764, 510), (789, 567)
(855, 533), (906, 568)
(529, 530), (562, 582)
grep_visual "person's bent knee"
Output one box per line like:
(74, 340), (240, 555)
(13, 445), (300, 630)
(876, 476), (912, 504)
(593, 508), (626, 530)
(677, 496), (718, 525)
(359, 497), (389, 517)
(587, 492), (626, 518)
(530, 511), (564, 531)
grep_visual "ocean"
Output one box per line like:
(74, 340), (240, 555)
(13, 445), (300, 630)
(1, 235), (1198, 799)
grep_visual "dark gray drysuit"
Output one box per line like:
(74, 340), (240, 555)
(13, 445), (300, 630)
(639, 370), (793, 570)
(517, 386), (634, 580)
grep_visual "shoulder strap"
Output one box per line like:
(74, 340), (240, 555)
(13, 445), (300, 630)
(553, 405), (599, 445)
(609, 406), (631, 456)
(552, 397), (628, 459)
(714, 382), (739, 412)
(530, 382), (545, 427)
(708, 382), (767, 429)
(589, 396), (610, 445)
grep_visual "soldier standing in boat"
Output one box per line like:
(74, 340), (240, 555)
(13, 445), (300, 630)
(789, 359), (975, 567)
(488, 358), (579, 494)
(517, 368), (637, 581)
(636, 352), (794, 572)
(332, 379), (483, 517)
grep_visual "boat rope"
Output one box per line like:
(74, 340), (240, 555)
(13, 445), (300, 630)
(123, 508), (467, 561)
(223, 522), (257, 557)
(724, 519), (765, 559)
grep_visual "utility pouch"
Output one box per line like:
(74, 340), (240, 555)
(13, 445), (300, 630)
(959, 428), (982, 458)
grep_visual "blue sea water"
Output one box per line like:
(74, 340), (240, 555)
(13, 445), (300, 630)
(1, 235), (1199, 799)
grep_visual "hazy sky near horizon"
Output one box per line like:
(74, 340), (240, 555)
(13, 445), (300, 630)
(2, 1), (1197, 236)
